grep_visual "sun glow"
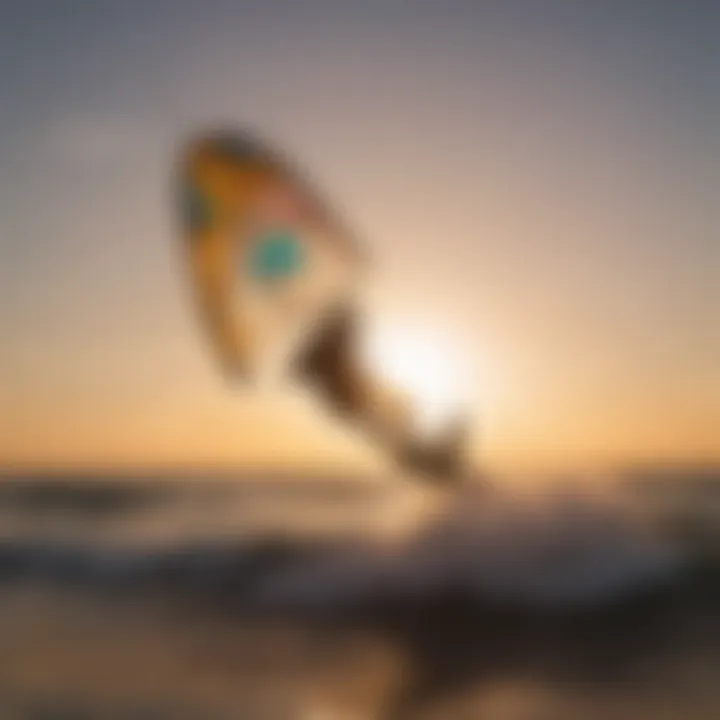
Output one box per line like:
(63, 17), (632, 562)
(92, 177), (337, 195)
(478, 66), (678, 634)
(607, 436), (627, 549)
(362, 317), (476, 437)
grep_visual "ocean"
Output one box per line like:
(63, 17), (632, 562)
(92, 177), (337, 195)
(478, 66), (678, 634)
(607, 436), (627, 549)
(0, 468), (717, 719)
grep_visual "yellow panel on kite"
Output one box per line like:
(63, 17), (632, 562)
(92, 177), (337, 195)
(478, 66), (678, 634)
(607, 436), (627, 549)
(177, 131), (366, 383)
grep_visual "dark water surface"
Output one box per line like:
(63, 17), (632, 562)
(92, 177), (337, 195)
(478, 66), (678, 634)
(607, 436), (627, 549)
(0, 469), (717, 719)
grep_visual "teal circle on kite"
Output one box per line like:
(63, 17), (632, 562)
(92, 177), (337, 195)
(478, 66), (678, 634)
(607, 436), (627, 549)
(248, 230), (304, 281)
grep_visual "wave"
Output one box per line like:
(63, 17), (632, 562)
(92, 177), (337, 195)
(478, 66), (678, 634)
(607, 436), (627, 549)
(0, 471), (716, 612)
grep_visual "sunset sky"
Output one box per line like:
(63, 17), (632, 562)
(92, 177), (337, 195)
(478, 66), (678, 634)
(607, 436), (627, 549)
(0, 1), (718, 472)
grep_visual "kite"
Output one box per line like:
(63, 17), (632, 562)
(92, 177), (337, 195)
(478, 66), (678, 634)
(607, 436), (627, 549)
(176, 129), (470, 483)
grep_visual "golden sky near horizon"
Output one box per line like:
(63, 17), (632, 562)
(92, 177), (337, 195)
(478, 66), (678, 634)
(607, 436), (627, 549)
(0, 2), (718, 472)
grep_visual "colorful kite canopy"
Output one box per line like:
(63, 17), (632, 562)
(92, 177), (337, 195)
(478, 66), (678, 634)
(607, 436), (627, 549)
(176, 129), (470, 483)
(177, 130), (365, 383)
